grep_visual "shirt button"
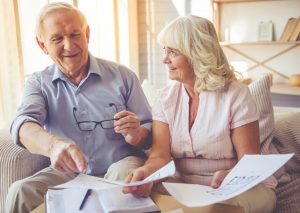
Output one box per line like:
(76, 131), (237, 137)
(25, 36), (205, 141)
(84, 135), (89, 141)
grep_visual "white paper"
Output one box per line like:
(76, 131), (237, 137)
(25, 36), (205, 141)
(97, 186), (160, 213)
(54, 173), (118, 190)
(163, 154), (294, 207)
(54, 160), (175, 189)
(46, 188), (104, 213)
(100, 160), (176, 187)
(46, 187), (159, 213)
(46, 161), (175, 213)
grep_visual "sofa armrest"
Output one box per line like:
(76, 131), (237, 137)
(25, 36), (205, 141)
(0, 129), (50, 212)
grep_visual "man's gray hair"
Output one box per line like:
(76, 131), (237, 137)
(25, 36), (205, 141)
(35, 2), (87, 40)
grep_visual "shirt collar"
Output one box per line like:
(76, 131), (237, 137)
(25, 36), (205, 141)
(181, 83), (203, 103)
(51, 53), (102, 83)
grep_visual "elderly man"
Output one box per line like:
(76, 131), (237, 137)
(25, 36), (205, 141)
(6, 2), (152, 213)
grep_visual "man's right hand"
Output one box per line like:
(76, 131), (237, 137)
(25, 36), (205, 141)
(49, 136), (87, 173)
(19, 122), (87, 174)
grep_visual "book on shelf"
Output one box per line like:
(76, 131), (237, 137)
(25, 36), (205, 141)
(258, 21), (273, 41)
(290, 17), (300, 42)
(279, 17), (298, 42)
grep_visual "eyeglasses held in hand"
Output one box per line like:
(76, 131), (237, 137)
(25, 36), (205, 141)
(73, 103), (118, 131)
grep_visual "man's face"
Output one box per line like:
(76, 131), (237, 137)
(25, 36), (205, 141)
(37, 10), (90, 77)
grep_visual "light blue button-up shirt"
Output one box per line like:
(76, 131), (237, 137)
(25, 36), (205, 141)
(10, 54), (152, 176)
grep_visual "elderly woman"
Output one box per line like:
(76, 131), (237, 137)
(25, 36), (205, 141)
(123, 15), (277, 213)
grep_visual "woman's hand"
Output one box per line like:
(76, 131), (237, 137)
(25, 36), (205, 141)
(122, 167), (154, 197)
(211, 169), (231, 188)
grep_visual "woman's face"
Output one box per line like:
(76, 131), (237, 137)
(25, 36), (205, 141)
(162, 46), (195, 84)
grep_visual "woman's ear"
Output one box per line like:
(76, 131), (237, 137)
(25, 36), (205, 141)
(36, 37), (48, 54)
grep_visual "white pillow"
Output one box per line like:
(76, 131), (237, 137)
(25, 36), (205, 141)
(248, 75), (274, 151)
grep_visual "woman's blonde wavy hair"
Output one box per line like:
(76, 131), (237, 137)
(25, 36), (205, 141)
(157, 15), (237, 92)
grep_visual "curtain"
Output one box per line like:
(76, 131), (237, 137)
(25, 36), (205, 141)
(0, 0), (23, 129)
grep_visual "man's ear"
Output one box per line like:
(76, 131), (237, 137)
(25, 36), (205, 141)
(85, 25), (90, 43)
(36, 36), (48, 54)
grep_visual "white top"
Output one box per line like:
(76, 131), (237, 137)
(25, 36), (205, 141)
(153, 80), (259, 159)
(152, 80), (274, 186)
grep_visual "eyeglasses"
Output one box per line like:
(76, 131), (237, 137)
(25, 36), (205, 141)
(73, 103), (118, 131)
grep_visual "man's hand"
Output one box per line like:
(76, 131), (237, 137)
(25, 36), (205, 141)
(49, 136), (87, 173)
(114, 110), (145, 146)
(18, 122), (87, 173)
(122, 167), (153, 197)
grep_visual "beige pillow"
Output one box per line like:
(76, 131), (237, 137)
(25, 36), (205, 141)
(247, 76), (290, 183)
(248, 75), (274, 151)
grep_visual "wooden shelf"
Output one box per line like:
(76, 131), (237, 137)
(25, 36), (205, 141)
(271, 84), (300, 96)
(220, 42), (299, 80)
(212, 0), (270, 3)
(271, 84), (300, 107)
(211, 0), (286, 41)
(220, 41), (300, 46)
(212, 0), (299, 85)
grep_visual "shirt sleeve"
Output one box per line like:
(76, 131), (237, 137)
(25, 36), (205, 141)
(10, 72), (47, 146)
(118, 65), (152, 131)
(230, 85), (259, 129)
(152, 95), (168, 123)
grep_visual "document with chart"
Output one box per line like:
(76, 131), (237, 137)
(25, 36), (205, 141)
(163, 154), (293, 207)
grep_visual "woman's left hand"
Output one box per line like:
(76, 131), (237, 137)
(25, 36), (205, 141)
(211, 169), (231, 188)
(122, 167), (154, 197)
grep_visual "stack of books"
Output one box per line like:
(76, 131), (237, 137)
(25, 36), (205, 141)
(279, 17), (300, 42)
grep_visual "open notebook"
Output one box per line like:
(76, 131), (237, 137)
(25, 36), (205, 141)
(46, 186), (159, 213)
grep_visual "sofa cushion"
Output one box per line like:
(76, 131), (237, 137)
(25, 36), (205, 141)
(0, 129), (50, 212)
(275, 173), (300, 213)
(273, 111), (300, 173)
(248, 76), (274, 151)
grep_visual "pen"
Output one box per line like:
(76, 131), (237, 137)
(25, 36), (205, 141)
(79, 189), (92, 210)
